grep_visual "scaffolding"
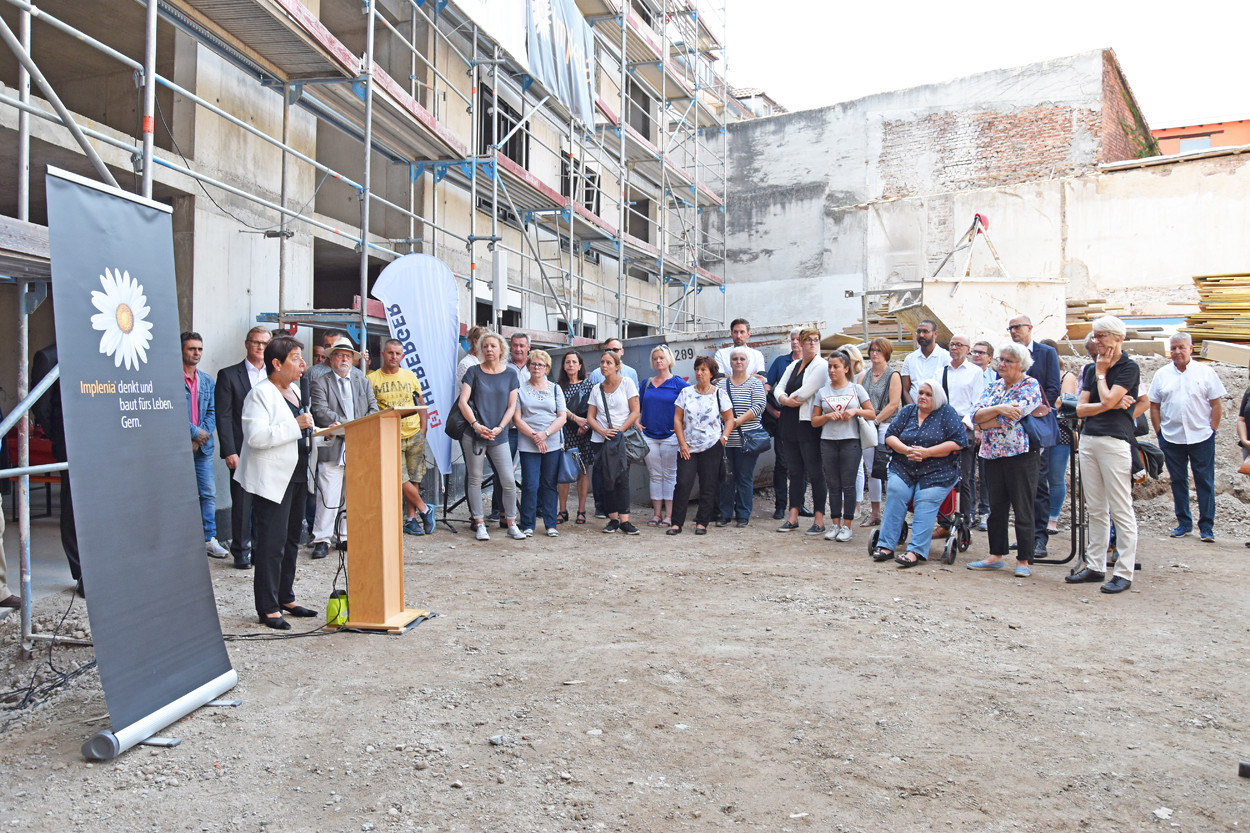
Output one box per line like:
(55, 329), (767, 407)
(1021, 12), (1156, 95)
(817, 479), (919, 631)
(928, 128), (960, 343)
(0, 0), (736, 644)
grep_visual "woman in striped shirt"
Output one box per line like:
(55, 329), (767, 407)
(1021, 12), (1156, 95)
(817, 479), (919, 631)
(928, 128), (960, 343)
(718, 347), (768, 526)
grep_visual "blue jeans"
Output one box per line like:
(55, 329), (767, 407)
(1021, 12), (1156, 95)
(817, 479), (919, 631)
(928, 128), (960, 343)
(877, 472), (949, 560)
(1159, 433), (1216, 534)
(518, 450), (560, 531)
(194, 452), (216, 540)
(719, 446), (760, 521)
(1047, 443), (1071, 522)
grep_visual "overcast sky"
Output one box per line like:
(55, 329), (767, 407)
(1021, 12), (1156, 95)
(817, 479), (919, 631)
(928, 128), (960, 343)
(717, 1), (1249, 129)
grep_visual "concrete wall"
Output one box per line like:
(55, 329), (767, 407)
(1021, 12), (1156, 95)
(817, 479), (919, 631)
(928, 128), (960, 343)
(722, 49), (1231, 332)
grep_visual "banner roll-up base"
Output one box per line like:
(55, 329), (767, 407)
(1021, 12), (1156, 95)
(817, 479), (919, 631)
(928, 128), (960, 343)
(82, 669), (238, 761)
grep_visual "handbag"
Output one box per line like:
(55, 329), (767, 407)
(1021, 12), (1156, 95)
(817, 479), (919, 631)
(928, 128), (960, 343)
(564, 383), (590, 418)
(557, 448), (581, 484)
(599, 384), (649, 464)
(1022, 409), (1060, 450)
(857, 416), (878, 450)
(741, 425), (771, 456)
(871, 444), (890, 481)
(445, 400), (478, 441)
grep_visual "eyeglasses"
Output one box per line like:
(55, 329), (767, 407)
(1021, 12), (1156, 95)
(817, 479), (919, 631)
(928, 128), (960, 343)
(997, 358), (1018, 365)
(949, 343), (969, 350)
(1008, 324), (1028, 331)
(802, 337), (821, 344)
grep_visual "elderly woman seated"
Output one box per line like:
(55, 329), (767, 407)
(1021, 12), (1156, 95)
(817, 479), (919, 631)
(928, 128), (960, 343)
(872, 380), (968, 567)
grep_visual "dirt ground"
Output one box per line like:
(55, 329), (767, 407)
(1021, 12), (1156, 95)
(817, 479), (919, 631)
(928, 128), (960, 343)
(2, 355), (1249, 832)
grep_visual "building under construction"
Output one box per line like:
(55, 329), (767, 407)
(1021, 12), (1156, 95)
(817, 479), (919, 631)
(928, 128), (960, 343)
(0, 0), (739, 401)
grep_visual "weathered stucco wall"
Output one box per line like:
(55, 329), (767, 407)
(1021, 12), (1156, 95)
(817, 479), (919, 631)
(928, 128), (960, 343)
(724, 49), (1237, 331)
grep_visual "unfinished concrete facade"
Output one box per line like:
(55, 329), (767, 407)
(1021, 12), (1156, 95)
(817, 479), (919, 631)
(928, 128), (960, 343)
(719, 49), (1244, 337)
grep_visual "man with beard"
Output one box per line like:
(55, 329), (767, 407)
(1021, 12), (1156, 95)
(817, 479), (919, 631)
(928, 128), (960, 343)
(900, 320), (950, 406)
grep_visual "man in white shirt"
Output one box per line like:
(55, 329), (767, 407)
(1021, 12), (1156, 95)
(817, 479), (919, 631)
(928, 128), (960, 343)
(968, 340), (996, 527)
(941, 334), (981, 522)
(900, 320), (950, 405)
(713, 319), (766, 380)
(1149, 332), (1226, 542)
(215, 326), (272, 569)
(588, 337), (639, 385)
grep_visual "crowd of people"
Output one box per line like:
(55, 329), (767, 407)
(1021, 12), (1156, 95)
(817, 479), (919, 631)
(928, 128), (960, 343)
(1, 311), (1231, 623)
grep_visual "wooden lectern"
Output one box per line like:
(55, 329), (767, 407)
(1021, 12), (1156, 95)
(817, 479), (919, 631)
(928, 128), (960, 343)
(315, 407), (427, 633)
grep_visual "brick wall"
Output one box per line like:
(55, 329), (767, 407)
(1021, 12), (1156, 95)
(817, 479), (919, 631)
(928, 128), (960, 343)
(1100, 51), (1150, 163)
(878, 104), (1100, 199)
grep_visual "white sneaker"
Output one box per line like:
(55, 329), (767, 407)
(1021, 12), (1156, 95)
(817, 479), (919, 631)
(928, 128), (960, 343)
(205, 537), (228, 557)
(506, 524), (526, 540)
(522, 528), (534, 538)
(547, 528), (559, 537)
(475, 524), (490, 541)
(823, 527), (841, 541)
(835, 526), (853, 542)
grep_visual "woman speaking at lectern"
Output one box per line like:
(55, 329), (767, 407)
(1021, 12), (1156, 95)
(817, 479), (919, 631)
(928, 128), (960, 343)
(236, 335), (317, 630)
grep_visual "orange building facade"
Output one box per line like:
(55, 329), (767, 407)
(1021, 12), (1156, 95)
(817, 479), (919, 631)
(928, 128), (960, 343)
(1153, 118), (1250, 154)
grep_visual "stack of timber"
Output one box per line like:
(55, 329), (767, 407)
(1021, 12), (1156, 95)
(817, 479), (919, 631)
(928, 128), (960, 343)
(1066, 299), (1161, 342)
(1183, 272), (1250, 344)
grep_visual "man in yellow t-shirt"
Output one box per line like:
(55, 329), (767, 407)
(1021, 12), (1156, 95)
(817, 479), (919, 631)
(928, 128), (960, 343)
(368, 338), (434, 536)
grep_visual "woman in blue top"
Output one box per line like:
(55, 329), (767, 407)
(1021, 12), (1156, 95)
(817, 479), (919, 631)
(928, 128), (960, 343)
(638, 344), (688, 527)
(873, 380), (967, 567)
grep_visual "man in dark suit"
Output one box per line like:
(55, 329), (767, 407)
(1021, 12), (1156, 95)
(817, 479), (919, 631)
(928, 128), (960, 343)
(309, 335), (378, 559)
(31, 343), (82, 596)
(215, 326), (272, 569)
(1009, 315), (1061, 556)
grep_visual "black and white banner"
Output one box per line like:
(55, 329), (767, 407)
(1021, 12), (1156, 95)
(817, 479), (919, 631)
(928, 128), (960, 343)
(371, 253), (461, 476)
(45, 168), (235, 760)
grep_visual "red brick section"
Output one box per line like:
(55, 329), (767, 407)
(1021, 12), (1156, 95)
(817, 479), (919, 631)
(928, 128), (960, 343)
(1099, 51), (1147, 163)
(878, 104), (1101, 198)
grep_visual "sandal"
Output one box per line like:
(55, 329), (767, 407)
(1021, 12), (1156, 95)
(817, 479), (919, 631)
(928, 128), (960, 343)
(661, 517), (671, 527)
(894, 552), (921, 568)
(860, 515), (881, 527)
(872, 547), (894, 563)
(647, 516), (662, 527)
(558, 511), (569, 525)
(575, 511), (586, 525)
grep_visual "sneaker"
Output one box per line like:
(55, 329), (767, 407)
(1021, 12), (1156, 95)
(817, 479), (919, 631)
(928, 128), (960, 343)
(1200, 531), (1215, 543)
(506, 524), (526, 540)
(205, 538), (229, 558)
(823, 527), (841, 541)
(835, 526), (853, 543)
(594, 511), (608, 519)
(804, 524), (826, 536)
(1169, 526), (1190, 538)
(602, 519), (620, 534)
(403, 518), (425, 536)
(547, 527), (559, 537)
(522, 528), (534, 537)
(776, 520), (799, 532)
(475, 524), (490, 541)
(421, 505), (436, 535)
(736, 520), (749, 528)
(978, 517), (988, 532)
(714, 518), (730, 528)
(1015, 565), (1032, 578)
(487, 511), (501, 523)
(619, 521), (640, 535)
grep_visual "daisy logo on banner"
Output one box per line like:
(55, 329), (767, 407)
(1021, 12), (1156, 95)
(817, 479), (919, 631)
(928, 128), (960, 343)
(90, 267), (153, 370)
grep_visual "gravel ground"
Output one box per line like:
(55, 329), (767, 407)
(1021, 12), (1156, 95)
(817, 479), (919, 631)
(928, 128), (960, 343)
(1, 355), (1247, 832)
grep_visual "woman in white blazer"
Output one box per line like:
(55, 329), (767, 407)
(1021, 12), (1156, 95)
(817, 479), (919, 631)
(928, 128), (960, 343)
(774, 327), (828, 534)
(236, 336), (316, 630)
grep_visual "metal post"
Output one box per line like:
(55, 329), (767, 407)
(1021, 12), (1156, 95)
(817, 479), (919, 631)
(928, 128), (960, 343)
(469, 25), (479, 328)
(16, 280), (33, 649)
(277, 83), (291, 328)
(140, 0), (158, 198)
(359, 1), (376, 358)
(0, 16), (118, 189)
(616, 16), (627, 338)
(17, 7), (30, 221)
(489, 45), (500, 331)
